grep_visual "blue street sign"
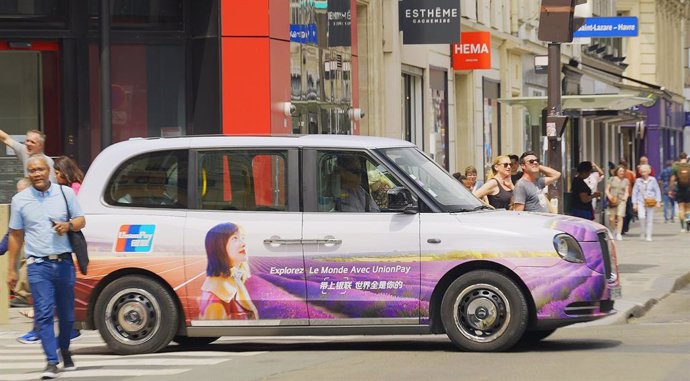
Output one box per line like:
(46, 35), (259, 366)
(573, 17), (639, 38)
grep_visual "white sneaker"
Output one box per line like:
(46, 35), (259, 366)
(616, 233), (622, 241)
(645, 237), (652, 242)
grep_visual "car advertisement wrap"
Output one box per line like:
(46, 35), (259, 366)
(75, 214), (616, 326)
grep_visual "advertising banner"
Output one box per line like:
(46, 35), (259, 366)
(328, 0), (352, 47)
(399, 0), (461, 45)
(452, 32), (491, 70)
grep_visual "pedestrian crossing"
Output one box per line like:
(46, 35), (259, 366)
(0, 331), (265, 380)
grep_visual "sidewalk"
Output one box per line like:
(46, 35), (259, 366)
(581, 214), (690, 326)
(1, 216), (688, 335)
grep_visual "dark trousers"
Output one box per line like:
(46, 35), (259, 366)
(622, 197), (633, 233)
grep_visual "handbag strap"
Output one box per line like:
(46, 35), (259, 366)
(58, 185), (72, 220)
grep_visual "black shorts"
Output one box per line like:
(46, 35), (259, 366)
(676, 186), (690, 203)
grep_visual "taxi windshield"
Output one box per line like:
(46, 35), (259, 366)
(379, 147), (486, 212)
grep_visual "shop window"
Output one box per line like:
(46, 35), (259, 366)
(88, 0), (183, 30)
(88, 43), (186, 150)
(0, 0), (66, 25)
(197, 151), (288, 212)
(105, 150), (188, 208)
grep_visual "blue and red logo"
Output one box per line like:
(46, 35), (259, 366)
(115, 225), (156, 253)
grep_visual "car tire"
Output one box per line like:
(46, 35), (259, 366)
(95, 275), (178, 355)
(172, 336), (220, 347)
(441, 270), (528, 352)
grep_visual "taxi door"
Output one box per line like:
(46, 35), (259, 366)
(184, 148), (308, 327)
(301, 149), (421, 325)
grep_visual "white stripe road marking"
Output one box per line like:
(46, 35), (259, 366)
(0, 368), (190, 381)
(0, 358), (229, 370)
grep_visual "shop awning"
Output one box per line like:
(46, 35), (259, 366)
(498, 93), (657, 118)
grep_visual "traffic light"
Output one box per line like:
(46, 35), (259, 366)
(538, 0), (587, 43)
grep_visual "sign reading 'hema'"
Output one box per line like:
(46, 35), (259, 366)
(399, 0), (461, 44)
(453, 32), (491, 70)
(573, 17), (639, 38)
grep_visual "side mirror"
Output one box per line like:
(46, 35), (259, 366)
(387, 186), (418, 214)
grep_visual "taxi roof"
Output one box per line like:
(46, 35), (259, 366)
(115, 134), (417, 151)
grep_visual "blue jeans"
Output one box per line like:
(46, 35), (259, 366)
(662, 194), (676, 221)
(28, 257), (75, 364)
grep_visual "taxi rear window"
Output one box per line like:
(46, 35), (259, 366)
(104, 150), (188, 208)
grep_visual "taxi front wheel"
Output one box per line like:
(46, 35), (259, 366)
(95, 275), (179, 355)
(441, 270), (528, 352)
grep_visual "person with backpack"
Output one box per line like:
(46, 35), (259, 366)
(669, 152), (690, 232)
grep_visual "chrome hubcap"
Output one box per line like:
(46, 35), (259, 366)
(453, 283), (510, 343)
(105, 288), (161, 345)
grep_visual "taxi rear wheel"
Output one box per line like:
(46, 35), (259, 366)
(95, 275), (178, 355)
(441, 270), (528, 352)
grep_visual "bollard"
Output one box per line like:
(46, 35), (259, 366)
(0, 204), (9, 324)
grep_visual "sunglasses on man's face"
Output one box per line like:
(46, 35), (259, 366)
(524, 159), (540, 165)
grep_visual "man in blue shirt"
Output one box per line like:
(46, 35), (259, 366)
(6, 155), (85, 379)
(659, 160), (676, 223)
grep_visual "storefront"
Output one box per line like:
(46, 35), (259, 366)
(0, 0), (361, 202)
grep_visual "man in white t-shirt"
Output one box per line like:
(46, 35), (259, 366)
(583, 162), (605, 210)
(0, 129), (56, 181)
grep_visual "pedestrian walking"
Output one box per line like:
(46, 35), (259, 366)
(473, 155), (514, 210)
(6, 155), (86, 379)
(570, 161), (601, 220)
(605, 165), (630, 240)
(668, 152), (690, 232)
(0, 128), (56, 181)
(508, 154), (522, 185)
(619, 159), (637, 234)
(636, 155), (655, 178)
(54, 156), (84, 194)
(464, 166), (483, 193)
(513, 151), (561, 212)
(583, 162), (605, 211)
(659, 160), (677, 223)
(632, 164), (661, 241)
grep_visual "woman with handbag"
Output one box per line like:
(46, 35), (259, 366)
(632, 164), (662, 241)
(606, 165), (630, 240)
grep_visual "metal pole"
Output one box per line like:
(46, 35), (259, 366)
(100, 0), (112, 150)
(546, 42), (565, 213)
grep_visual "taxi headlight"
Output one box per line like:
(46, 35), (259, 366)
(553, 234), (585, 263)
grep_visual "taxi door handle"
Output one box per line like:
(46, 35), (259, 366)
(302, 238), (342, 245)
(427, 238), (441, 244)
(264, 238), (302, 247)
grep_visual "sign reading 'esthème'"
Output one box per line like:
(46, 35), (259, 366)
(399, 0), (461, 45)
(452, 32), (491, 70)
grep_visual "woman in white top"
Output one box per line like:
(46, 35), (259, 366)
(632, 164), (662, 241)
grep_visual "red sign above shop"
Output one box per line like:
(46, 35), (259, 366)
(452, 32), (492, 70)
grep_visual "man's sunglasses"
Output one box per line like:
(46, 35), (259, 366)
(525, 159), (540, 165)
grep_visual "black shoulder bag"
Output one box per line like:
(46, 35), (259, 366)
(59, 186), (89, 275)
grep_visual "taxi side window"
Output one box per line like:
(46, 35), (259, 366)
(316, 151), (402, 212)
(105, 150), (188, 208)
(196, 150), (288, 211)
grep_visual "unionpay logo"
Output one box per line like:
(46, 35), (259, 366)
(115, 225), (156, 253)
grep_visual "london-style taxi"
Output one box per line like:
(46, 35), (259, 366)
(76, 135), (620, 354)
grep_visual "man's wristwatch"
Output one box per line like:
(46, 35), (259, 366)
(68, 222), (73, 231)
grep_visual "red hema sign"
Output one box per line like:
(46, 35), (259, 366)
(453, 32), (492, 70)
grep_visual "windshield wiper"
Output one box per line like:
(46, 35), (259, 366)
(451, 205), (494, 213)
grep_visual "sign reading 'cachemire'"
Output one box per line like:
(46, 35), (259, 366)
(399, 0), (461, 44)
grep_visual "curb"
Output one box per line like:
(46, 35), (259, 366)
(616, 270), (690, 323)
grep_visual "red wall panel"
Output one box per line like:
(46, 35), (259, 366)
(221, 38), (271, 135)
(221, 0), (269, 37)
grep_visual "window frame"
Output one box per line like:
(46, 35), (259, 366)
(188, 147), (300, 212)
